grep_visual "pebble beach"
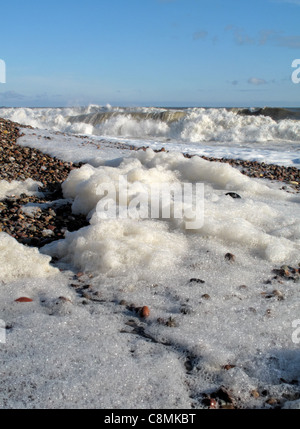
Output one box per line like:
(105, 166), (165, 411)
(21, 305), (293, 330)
(1, 115), (300, 410)
(0, 118), (88, 247)
(1, 117), (299, 250)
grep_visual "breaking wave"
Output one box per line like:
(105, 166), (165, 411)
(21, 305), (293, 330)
(0, 105), (300, 144)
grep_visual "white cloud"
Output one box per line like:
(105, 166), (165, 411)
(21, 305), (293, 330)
(193, 31), (208, 41)
(272, 0), (300, 5)
(226, 25), (300, 49)
(0, 90), (25, 99)
(276, 35), (300, 48)
(248, 77), (267, 85)
(259, 29), (300, 48)
(225, 25), (255, 45)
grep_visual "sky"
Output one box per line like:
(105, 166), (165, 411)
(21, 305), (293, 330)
(0, 0), (300, 107)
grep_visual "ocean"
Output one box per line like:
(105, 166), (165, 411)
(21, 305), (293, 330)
(1, 105), (300, 166)
(0, 105), (300, 409)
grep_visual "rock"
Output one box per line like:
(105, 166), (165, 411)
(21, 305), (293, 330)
(15, 297), (33, 303)
(157, 317), (178, 327)
(272, 289), (285, 301)
(209, 398), (218, 409)
(238, 284), (247, 290)
(180, 305), (194, 315)
(201, 294), (210, 300)
(266, 397), (278, 406)
(264, 289), (285, 301)
(211, 386), (235, 405)
(166, 317), (177, 327)
(223, 364), (236, 370)
(76, 272), (84, 278)
(251, 389), (260, 399)
(189, 278), (205, 284)
(225, 253), (236, 262)
(58, 296), (72, 303)
(139, 306), (150, 318)
(225, 192), (241, 199)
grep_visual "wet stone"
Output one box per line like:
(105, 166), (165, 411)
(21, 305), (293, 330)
(0, 118), (88, 248)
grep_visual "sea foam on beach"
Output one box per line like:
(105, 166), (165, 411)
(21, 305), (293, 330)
(0, 107), (300, 409)
(0, 178), (43, 200)
(0, 232), (58, 283)
(42, 148), (300, 279)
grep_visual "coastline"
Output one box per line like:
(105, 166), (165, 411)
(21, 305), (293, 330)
(1, 117), (300, 410)
(1, 117), (299, 249)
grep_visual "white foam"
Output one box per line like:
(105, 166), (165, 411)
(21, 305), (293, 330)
(176, 107), (300, 143)
(1, 109), (300, 409)
(42, 219), (187, 280)
(0, 232), (58, 283)
(0, 178), (43, 200)
(51, 149), (300, 269)
(6, 105), (299, 144)
(2, 106), (300, 167)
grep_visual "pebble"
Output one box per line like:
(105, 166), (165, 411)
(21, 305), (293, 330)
(1, 116), (300, 254)
(203, 386), (236, 409)
(209, 399), (218, 409)
(189, 278), (205, 284)
(225, 253), (236, 262)
(165, 317), (178, 327)
(272, 289), (285, 301)
(139, 306), (150, 318)
(238, 285), (248, 290)
(15, 297), (33, 303)
(223, 364), (236, 370)
(225, 192), (241, 199)
(181, 153), (300, 192)
(0, 118), (88, 248)
(201, 294), (210, 300)
(266, 397), (278, 405)
(180, 305), (194, 315)
(251, 389), (260, 399)
(157, 316), (178, 327)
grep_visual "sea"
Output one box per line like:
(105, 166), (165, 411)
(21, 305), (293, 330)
(0, 105), (300, 409)
(1, 105), (300, 166)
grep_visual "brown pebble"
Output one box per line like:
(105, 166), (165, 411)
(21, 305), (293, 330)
(140, 306), (150, 318)
(201, 294), (210, 300)
(223, 364), (236, 370)
(76, 272), (84, 278)
(15, 297), (33, 303)
(238, 285), (247, 290)
(272, 289), (285, 300)
(220, 404), (235, 409)
(266, 397), (278, 405)
(225, 253), (236, 262)
(58, 296), (72, 303)
(209, 398), (218, 409)
(251, 389), (260, 399)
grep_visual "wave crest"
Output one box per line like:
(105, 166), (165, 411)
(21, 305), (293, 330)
(0, 105), (300, 144)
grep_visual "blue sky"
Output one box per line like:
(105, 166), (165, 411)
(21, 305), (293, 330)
(0, 0), (300, 107)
